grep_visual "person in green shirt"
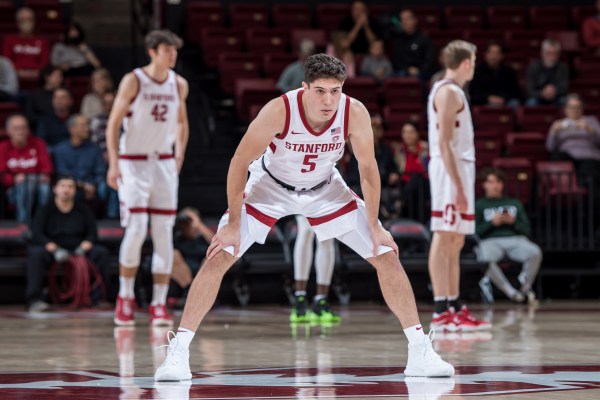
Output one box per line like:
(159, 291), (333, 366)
(475, 168), (542, 303)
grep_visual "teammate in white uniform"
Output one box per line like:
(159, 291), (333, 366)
(155, 54), (454, 381)
(106, 30), (189, 327)
(290, 215), (339, 324)
(427, 41), (490, 332)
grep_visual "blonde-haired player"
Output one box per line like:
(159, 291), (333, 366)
(106, 30), (189, 326)
(427, 40), (491, 332)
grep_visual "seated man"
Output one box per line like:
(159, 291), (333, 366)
(475, 168), (542, 303)
(525, 39), (569, 106)
(27, 175), (110, 312)
(53, 114), (106, 203)
(470, 43), (521, 107)
(36, 88), (73, 148)
(391, 8), (435, 81)
(0, 114), (52, 224)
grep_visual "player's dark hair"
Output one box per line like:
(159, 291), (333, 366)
(304, 53), (347, 84)
(145, 29), (183, 51)
(443, 40), (477, 70)
(481, 168), (505, 183)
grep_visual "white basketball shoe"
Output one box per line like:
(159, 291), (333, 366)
(154, 332), (192, 381)
(404, 331), (455, 377)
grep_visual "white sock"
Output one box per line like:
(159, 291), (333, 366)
(176, 327), (195, 349)
(404, 324), (426, 344)
(151, 284), (169, 306)
(314, 294), (326, 302)
(295, 290), (307, 297)
(119, 277), (135, 299)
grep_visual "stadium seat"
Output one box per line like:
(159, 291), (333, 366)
(200, 28), (244, 69)
(24, 0), (63, 31)
(186, 2), (224, 40)
(472, 106), (516, 133)
(0, 102), (20, 127)
(229, 3), (269, 29)
(427, 29), (462, 51)
(444, 6), (484, 30)
(571, 6), (597, 27)
(546, 30), (581, 52)
(411, 6), (441, 31)
(246, 28), (290, 54)
(474, 131), (502, 168)
(235, 78), (280, 121)
(492, 157), (533, 205)
(570, 80), (600, 106)
(218, 52), (261, 94)
(263, 53), (297, 80)
(573, 56), (600, 79)
(536, 161), (586, 206)
(463, 30), (505, 53)
(342, 77), (378, 111)
(291, 29), (327, 53)
(517, 106), (558, 133)
(505, 132), (547, 162)
(505, 30), (544, 54)
(64, 77), (89, 111)
(529, 6), (570, 31)
(384, 218), (431, 257)
(487, 6), (527, 30)
(383, 105), (425, 131)
(382, 77), (422, 107)
(370, 4), (395, 19)
(316, 4), (349, 31)
(272, 4), (312, 28)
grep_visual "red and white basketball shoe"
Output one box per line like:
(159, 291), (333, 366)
(150, 304), (174, 327)
(430, 309), (460, 332)
(455, 305), (492, 332)
(114, 296), (135, 326)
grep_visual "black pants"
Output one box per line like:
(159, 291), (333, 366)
(401, 174), (430, 223)
(550, 152), (600, 181)
(26, 245), (111, 305)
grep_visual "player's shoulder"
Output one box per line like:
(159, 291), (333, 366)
(174, 73), (189, 97)
(433, 83), (462, 109)
(347, 96), (368, 117)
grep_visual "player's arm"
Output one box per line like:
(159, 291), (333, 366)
(435, 86), (467, 209)
(175, 76), (189, 173)
(206, 97), (286, 259)
(105, 73), (139, 190)
(347, 99), (399, 255)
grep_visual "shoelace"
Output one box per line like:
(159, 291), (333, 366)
(122, 299), (133, 316)
(421, 330), (442, 361)
(155, 331), (183, 367)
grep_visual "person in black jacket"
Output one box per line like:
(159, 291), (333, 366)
(391, 9), (435, 81)
(470, 43), (521, 107)
(337, 0), (382, 55)
(26, 174), (110, 312)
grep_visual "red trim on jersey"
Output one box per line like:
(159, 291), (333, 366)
(297, 90), (338, 137)
(148, 208), (177, 215)
(140, 67), (170, 85)
(119, 154), (174, 160)
(431, 210), (475, 221)
(245, 203), (277, 227)
(343, 95), (351, 140)
(307, 201), (358, 226)
(129, 207), (149, 213)
(432, 79), (465, 114)
(130, 72), (141, 104)
(278, 94), (291, 139)
(269, 142), (277, 153)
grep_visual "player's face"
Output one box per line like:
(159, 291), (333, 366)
(150, 44), (178, 69)
(483, 175), (503, 198)
(302, 78), (343, 122)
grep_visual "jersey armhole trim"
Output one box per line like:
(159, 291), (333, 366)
(343, 95), (351, 140)
(278, 94), (291, 140)
(130, 71), (141, 105)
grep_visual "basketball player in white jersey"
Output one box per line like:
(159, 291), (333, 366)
(427, 41), (490, 332)
(106, 30), (189, 327)
(155, 54), (453, 381)
(291, 215), (339, 324)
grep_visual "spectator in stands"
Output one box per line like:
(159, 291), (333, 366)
(470, 43), (521, 108)
(53, 114), (106, 203)
(1, 7), (49, 81)
(25, 65), (63, 129)
(337, 0), (382, 55)
(0, 56), (18, 102)
(582, 0), (600, 54)
(390, 122), (430, 221)
(346, 114), (400, 219)
(360, 40), (393, 83)
(546, 94), (600, 180)
(525, 39), (569, 106)
(27, 174), (110, 313)
(326, 31), (356, 79)
(80, 68), (113, 119)
(51, 22), (101, 77)
(0, 114), (52, 224)
(169, 207), (215, 308)
(475, 168), (542, 304)
(276, 39), (315, 93)
(391, 8), (435, 81)
(36, 88), (72, 148)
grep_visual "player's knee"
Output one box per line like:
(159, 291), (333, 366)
(150, 214), (175, 275)
(119, 213), (149, 267)
(202, 251), (236, 275)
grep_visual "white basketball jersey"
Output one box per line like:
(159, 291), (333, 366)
(120, 68), (180, 154)
(262, 88), (350, 188)
(427, 79), (475, 162)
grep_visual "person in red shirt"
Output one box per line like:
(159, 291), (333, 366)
(2, 7), (50, 81)
(583, 0), (600, 53)
(0, 114), (53, 224)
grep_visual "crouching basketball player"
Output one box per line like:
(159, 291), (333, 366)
(155, 54), (454, 380)
(106, 30), (189, 326)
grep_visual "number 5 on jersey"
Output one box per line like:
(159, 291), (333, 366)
(301, 154), (317, 173)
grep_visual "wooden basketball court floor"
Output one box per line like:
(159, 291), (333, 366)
(1, 301), (599, 399)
